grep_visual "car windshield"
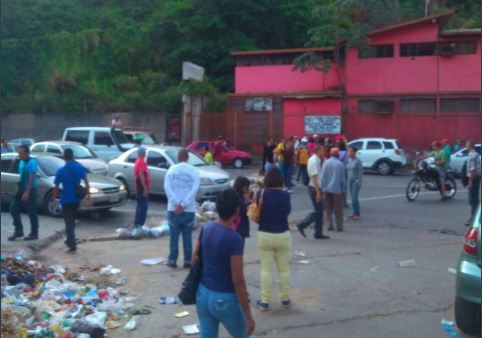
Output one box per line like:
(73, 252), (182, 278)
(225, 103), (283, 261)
(36, 157), (65, 177)
(166, 150), (209, 167)
(112, 130), (131, 145)
(61, 145), (97, 159)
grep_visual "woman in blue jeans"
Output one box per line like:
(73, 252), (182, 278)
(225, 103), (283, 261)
(347, 147), (364, 220)
(192, 190), (255, 338)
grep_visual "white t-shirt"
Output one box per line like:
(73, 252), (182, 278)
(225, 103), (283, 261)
(164, 162), (201, 213)
(111, 119), (122, 128)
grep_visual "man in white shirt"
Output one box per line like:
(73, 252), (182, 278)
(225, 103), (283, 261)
(111, 116), (123, 129)
(164, 149), (200, 269)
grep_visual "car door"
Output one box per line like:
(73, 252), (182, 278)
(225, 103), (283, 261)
(452, 148), (469, 173)
(146, 150), (170, 195)
(122, 151), (138, 193)
(363, 141), (384, 167)
(1, 155), (18, 205)
(92, 131), (117, 162)
(349, 141), (367, 167)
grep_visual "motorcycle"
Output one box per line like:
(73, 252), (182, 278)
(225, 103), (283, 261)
(406, 159), (457, 202)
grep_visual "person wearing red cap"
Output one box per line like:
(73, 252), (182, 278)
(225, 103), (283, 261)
(442, 139), (452, 168)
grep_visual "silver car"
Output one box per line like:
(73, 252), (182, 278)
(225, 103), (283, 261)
(31, 141), (110, 175)
(108, 146), (231, 201)
(1, 154), (128, 217)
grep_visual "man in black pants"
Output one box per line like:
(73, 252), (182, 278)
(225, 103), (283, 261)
(466, 140), (481, 226)
(52, 149), (91, 254)
(296, 145), (330, 240)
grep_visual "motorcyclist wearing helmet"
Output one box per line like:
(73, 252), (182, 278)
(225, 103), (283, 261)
(416, 142), (448, 202)
(135, 134), (145, 146)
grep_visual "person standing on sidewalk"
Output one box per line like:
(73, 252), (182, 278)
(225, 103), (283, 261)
(9, 146), (39, 242)
(466, 140), (481, 226)
(192, 190), (255, 338)
(296, 145), (330, 240)
(347, 146), (363, 220)
(233, 176), (251, 248)
(1, 138), (13, 154)
(296, 138), (309, 184)
(321, 148), (347, 232)
(204, 146), (214, 166)
(51, 149), (91, 254)
(263, 138), (276, 173)
(165, 149), (200, 269)
(213, 136), (224, 168)
(282, 141), (295, 193)
(134, 146), (151, 227)
(256, 167), (292, 312)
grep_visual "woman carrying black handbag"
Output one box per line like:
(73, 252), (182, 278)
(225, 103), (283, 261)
(190, 190), (255, 338)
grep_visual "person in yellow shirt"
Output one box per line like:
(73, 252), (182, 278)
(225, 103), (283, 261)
(296, 138), (310, 185)
(204, 147), (214, 165)
(276, 139), (286, 175)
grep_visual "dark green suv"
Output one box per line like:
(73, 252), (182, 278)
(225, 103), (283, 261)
(455, 205), (481, 334)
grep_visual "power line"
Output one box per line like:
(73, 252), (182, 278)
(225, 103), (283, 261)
(1, 2), (315, 43)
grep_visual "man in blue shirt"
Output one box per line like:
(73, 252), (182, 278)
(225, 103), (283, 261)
(1, 139), (13, 154)
(9, 145), (39, 241)
(321, 147), (347, 232)
(52, 148), (91, 254)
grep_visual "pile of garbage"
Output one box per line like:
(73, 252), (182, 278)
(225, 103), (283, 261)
(1, 254), (140, 338)
(196, 201), (218, 225)
(115, 223), (170, 240)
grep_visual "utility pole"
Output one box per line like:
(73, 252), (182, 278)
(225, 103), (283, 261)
(425, 0), (431, 17)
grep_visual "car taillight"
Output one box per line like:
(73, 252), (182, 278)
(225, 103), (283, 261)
(395, 149), (402, 156)
(464, 227), (479, 256)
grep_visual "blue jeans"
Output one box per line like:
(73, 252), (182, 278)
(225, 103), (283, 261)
(264, 162), (274, 173)
(168, 211), (195, 265)
(284, 164), (293, 189)
(134, 191), (149, 226)
(197, 284), (247, 338)
(10, 189), (39, 236)
(298, 187), (324, 236)
(349, 179), (361, 216)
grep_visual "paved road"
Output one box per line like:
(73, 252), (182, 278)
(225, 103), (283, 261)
(1, 167), (479, 338)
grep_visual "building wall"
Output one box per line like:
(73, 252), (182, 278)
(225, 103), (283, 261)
(347, 21), (481, 95)
(0, 112), (168, 144)
(235, 65), (343, 94)
(283, 98), (342, 137)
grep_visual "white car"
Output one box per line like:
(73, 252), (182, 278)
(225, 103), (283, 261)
(31, 141), (110, 175)
(62, 127), (134, 162)
(348, 138), (407, 175)
(450, 145), (481, 175)
(108, 146), (231, 201)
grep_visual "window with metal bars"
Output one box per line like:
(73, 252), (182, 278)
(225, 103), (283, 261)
(400, 43), (438, 57)
(359, 45), (394, 59)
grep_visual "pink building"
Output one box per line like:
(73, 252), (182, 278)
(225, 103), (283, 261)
(229, 11), (481, 151)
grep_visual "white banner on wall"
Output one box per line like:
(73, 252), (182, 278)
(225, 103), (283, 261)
(305, 115), (342, 135)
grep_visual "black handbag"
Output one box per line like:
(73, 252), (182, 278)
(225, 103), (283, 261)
(65, 164), (87, 200)
(178, 230), (204, 306)
(15, 158), (31, 199)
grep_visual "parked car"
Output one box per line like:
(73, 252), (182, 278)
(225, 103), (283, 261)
(123, 131), (158, 145)
(348, 138), (407, 175)
(187, 141), (252, 169)
(62, 127), (134, 162)
(10, 139), (36, 147)
(1, 154), (128, 218)
(31, 141), (109, 175)
(108, 146), (230, 201)
(450, 144), (481, 175)
(455, 205), (481, 334)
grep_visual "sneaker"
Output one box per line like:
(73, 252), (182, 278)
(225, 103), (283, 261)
(296, 224), (307, 238)
(65, 249), (77, 255)
(315, 235), (330, 240)
(8, 234), (24, 242)
(183, 263), (192, 269)
(167, 262), (178, 269)
(282, 299), (291, 309)
(257, 300), (269, 312)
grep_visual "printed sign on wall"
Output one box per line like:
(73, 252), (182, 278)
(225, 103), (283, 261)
(305, 116), (341, 135)
(245, 98), (273, 112)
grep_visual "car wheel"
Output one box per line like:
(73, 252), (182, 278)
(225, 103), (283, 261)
(43, 191), (63, 218)
(455, 297), (481, 334)
(118, 178), (131, 199)
(377, 161), (393, 175)
(233, 158), (244, 169)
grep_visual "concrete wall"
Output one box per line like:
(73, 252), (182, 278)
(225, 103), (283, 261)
(0, 112), (168, 143)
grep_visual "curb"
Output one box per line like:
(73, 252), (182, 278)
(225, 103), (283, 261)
(27, 229), (66, 259)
